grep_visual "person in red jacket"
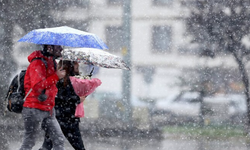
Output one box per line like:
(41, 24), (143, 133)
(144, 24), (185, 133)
(19, 45), (66, 150)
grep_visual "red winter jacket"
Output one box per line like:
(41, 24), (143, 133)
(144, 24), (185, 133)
(23, 50), (59, 111)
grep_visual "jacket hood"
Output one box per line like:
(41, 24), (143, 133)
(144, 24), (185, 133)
(27, 50), (46, 62)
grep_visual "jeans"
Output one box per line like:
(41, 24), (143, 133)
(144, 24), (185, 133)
(19, 107), (65, 150)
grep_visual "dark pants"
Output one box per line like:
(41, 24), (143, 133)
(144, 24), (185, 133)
(40, 120), (85, 150)
(20, 108), (64, 150)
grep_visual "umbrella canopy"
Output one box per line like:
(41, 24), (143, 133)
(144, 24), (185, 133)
(18, 26), (108, 50)
(60, 48), (130, 70)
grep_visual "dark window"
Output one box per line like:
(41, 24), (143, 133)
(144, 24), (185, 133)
(178, 47), (200, 55)
(153, 0), (173, 6)
(58, 0), (89, 8)
(152, 26), (172, 53)
(107, 0), (123, 6)
(105, 26), (123, 52)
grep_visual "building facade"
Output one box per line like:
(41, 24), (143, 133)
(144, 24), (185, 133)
(14, 0), (239, 99)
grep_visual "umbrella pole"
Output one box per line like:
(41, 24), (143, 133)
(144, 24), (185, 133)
(88, 67), (94, 78)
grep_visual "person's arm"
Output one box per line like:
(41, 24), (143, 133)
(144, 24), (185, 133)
(69, 95), (81, 103)
(69, 95), (85, 104)
(28, 60), (59, 95)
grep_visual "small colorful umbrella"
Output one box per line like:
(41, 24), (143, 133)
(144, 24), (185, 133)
(61, 48), (130, 70)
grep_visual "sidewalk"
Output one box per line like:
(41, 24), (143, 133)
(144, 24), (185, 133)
(9, 134), (249, 150)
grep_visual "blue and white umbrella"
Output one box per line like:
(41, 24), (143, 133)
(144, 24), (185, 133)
(18, 26), (108, 50)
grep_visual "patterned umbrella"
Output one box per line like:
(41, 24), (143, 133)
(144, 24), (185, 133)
(61, 48), (130, 70)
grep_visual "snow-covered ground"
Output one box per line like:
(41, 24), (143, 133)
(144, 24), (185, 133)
(9, 134), (248, 150)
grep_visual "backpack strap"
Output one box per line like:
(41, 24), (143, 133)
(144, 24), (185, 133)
(32, 58), (48, 69)
(24, 88), (32, 100)
(17, 72), (21, 92)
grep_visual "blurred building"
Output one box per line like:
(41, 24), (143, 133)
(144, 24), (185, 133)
(14, 0), (241, 99)
(81, 0), (240, 98)
(11, 0), (247, 130)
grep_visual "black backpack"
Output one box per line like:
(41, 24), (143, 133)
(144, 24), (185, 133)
(5, 58), (47, 113)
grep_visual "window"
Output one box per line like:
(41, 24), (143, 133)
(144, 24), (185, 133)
(105, 26), (123, 52)
(58, 0), (89, 8)
(107, 0), (123, 6)
(152, 26), (172, 53)
(153, 0), (173, 6)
